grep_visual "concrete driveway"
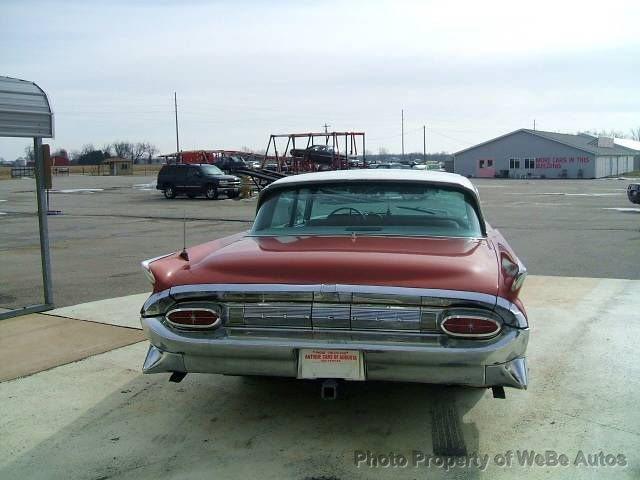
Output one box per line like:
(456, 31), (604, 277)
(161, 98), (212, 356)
(1, 275), (639, 479)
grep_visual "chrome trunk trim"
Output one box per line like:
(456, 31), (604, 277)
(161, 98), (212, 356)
(142, 283), (527, 330)
(350, 305), (422, 331)
(169, 283), (497, 307)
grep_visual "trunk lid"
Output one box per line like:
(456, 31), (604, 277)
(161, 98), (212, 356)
(153, 235), (499, 296)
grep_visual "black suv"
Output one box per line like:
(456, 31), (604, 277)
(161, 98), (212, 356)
(156, 164), (241, 200)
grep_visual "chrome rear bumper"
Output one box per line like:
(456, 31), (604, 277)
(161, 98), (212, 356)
(141, 316), (529, 389)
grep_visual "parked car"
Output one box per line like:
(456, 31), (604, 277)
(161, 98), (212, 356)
(264, 162), (289, 173)
(156, 163), (241, 199)
(375, 162), (411, 169)
(289, 144), (346, 164)
(215, 155), (247, 173)
(141, 170), (529, 397)
(628, 183), (640, 204)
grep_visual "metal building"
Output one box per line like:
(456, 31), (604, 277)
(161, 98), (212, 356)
(453, 129), (638, 179)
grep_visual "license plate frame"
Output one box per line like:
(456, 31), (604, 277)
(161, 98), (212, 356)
(297, 348), (365, 381)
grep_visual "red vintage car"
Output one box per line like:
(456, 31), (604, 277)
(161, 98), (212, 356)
(140, 170), (529, 398)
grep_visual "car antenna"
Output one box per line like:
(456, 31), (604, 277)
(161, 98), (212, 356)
(179, 210), (189, 261)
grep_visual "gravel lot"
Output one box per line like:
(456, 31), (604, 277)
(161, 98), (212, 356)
(0, 174), (638, 309)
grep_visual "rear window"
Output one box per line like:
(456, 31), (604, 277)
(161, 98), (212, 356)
(252, 182), (483, 238)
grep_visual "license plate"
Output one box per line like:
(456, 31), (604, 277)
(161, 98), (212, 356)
(298, 349), (365, 381)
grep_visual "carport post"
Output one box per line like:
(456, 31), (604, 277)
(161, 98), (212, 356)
(33, 137), (54, 306)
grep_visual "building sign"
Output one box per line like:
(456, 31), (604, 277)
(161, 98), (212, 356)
(535, 156), (589, 169)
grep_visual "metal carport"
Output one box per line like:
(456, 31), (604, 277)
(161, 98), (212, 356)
(0, 76), (54, 320)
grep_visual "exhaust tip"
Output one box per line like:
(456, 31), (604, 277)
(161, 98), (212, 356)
(492, 386), (506, 399)
(169, 371), (187, 383)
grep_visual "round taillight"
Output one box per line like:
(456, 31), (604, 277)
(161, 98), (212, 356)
(166, 308), (221, 329)
(441, 315), (500, 338)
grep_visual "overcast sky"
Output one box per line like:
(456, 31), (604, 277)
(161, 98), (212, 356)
(1, 0), (639, 160)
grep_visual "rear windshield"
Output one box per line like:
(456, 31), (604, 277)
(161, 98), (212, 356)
(252, 182), (483, 238)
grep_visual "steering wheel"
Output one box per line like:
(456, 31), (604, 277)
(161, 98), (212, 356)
(327, 207), (365, 219)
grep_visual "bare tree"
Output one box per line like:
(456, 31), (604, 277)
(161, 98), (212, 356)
(81, 143), (96, 156)
(52, 148), (69, 159)
(630, 127), (640, 141)
(579, 129), (625, 138)
(130, 142), (147, 164)
(101, 144), (113, 158)
(145, 143), (159, 163)
(24, 145), (35, 162)
(111, 141), (132, 159)
(600, 129), (624, 138)
(110, 141), (157, 163)
(69, 150), (81, 164)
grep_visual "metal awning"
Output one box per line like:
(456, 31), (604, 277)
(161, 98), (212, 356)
(0, 76), (54, 320)
(0, 76), (54, 138)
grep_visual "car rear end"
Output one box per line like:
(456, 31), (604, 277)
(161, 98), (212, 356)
(156, 165), (171, 191)
(140, 283), (528, 391)
(140, 171), (529, 395)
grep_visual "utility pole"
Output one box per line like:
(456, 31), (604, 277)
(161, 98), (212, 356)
(323, 123), (330, 134)
(174, 92), (180, 162)
(533, 119), (536, 131)
(423, 125), (426, 161)
(401, 109), (405, 159)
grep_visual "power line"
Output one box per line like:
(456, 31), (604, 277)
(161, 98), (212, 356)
(428, 129), (472, 146)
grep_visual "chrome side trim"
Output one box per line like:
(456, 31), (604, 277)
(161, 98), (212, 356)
(141, 289), (175, 317)
(495, 297), (529, 329)
(511, 268), (528, 292)
(141, 252), (175, 270)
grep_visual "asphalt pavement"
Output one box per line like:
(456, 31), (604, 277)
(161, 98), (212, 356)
(0, 174), (638, 309)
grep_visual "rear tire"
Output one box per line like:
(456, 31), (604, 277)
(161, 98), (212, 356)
(163, 184), (176, 199)
(205, 184), (218, 200)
